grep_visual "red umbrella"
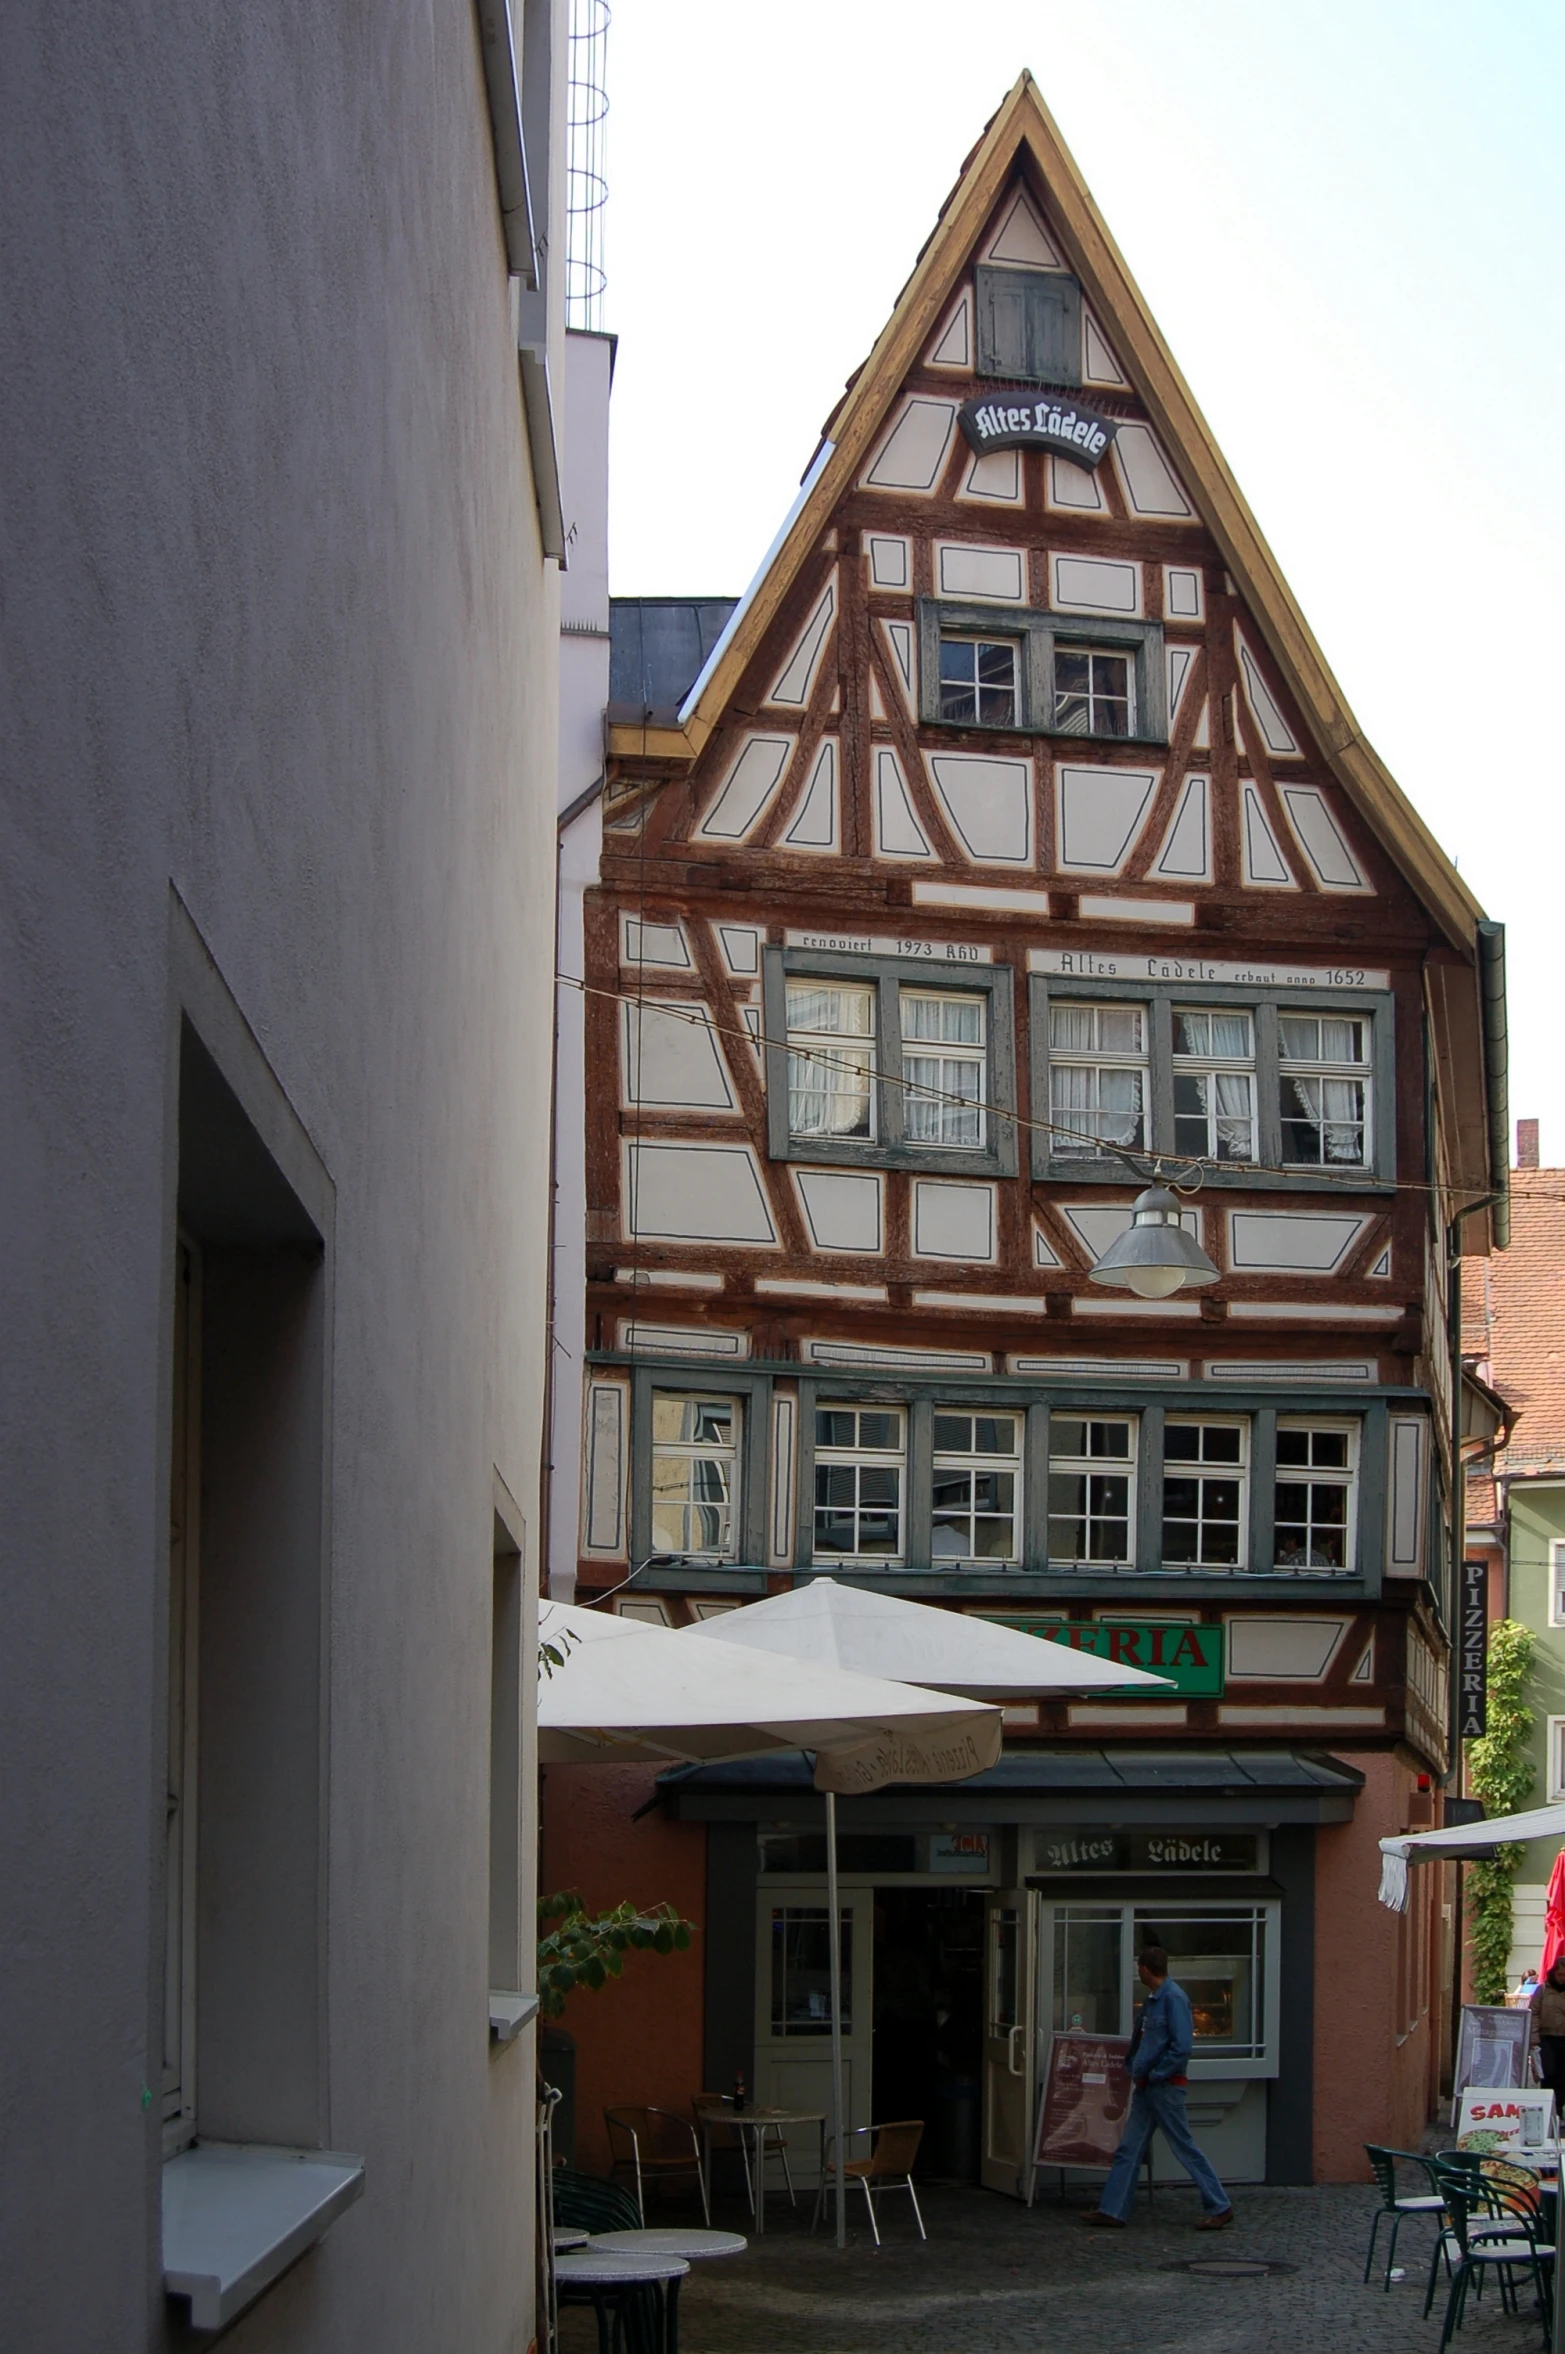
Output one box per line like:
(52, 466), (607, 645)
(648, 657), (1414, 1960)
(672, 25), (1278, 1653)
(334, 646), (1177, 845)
(1541, 1850), (1565, 1979)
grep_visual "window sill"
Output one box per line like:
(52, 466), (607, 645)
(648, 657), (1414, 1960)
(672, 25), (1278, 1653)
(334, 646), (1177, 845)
(490, 1989), (540, 2044)
(163, 2141), (364, 2332)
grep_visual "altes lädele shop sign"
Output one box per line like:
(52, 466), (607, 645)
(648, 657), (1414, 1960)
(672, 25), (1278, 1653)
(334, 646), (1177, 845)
(999, 1617), (1225, 1697)
(958, 389), (1118, 470)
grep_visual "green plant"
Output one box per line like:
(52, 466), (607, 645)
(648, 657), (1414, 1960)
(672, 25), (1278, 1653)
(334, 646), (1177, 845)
(1464, 1618), (1536, 2003)
(537, 1890), (693, 2019)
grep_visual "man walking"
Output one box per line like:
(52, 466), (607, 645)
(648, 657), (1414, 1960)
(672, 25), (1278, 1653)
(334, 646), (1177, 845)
(1081, 1945), (1233, 2230)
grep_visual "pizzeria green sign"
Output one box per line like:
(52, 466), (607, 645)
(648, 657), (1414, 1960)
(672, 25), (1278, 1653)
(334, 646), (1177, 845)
(998, 1618), (1226, 1698)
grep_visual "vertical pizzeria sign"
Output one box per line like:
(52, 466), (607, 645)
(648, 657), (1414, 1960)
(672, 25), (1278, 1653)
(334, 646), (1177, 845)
(1459, 1560), (1488, 1742)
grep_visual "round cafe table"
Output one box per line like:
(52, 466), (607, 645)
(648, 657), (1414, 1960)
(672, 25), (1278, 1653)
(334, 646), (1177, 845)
(589, 2227), (747, 2261)
(554, 2248), (690, 2354)
(697, 2105), (825, 2234)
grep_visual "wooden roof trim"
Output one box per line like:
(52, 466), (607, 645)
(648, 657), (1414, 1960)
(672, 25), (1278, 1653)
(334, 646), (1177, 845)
(673, 71), (1484, 955)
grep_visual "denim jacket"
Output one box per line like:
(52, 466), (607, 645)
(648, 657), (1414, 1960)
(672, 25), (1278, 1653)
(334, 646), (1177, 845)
(1129, 1976), (1194, 2085)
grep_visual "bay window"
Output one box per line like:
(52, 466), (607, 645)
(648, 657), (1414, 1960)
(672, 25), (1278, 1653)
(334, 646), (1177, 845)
(1273, 1420), (1357, 1570)
(813, 1405), (905, 1563)
(931, 1409), (1021, 1563)
(1047, 1414), (1135, 1566)
(650, 1394), (742, 1559)
(1162, 1420), (1246, 1570)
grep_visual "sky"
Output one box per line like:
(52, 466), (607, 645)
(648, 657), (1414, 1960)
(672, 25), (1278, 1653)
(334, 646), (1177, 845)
(597, 0), (1565, 1164)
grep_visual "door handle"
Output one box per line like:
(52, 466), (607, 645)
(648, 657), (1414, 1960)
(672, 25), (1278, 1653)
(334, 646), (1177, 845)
(1007, 2024), (1025, 2078)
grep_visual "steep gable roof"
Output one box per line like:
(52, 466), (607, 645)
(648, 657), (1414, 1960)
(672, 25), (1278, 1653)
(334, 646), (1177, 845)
(613, 70), (1485, 959)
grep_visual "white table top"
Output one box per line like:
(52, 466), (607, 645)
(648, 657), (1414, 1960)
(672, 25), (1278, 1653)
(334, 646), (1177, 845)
(554, 2249), (690, 2284)
(551, 2229), (590, 2252)
(590, 2228), (746, 2260)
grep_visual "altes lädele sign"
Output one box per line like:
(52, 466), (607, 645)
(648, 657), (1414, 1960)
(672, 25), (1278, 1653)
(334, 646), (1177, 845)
(999, 1617), (1225, 1698)
(958, 389), (1118, 470)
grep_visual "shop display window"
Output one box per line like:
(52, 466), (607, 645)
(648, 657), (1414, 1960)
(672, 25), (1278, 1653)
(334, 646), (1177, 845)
(1042, 1899), (1276, 2073)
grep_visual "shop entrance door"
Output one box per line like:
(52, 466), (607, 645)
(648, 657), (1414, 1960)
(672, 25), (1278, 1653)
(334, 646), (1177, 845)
(981, 1889), (1036, 2196)
(752, 1887), (874, 2185)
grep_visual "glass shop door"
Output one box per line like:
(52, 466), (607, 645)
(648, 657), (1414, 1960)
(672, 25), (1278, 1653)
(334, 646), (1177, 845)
(980, 1890), (1037, 2196)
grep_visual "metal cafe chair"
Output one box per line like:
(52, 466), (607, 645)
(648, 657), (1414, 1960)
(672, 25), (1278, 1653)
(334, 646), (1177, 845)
(1428, 2156), (1554, 2354)
(1360, 2145), (1447, 2291)
(691, 2093), (796, 2218)
(604, 2106), (712, 2227)
(811, 2120), (927, 2246)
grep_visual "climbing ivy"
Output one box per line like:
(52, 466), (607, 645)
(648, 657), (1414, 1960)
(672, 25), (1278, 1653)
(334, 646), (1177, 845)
(1464, 1619), (1536, 2003)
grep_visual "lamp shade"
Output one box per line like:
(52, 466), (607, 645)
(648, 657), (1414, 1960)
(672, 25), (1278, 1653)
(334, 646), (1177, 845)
(1086, 1185), (1220, 1298)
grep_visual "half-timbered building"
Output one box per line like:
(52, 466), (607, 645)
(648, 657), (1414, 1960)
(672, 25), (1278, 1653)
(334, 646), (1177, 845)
(545, 74), (1510, 2188)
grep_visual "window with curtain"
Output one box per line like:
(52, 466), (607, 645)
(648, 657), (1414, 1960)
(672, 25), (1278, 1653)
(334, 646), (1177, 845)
(1172, 1008), (1256, 1162)
(901, 990), (986, 1148)
(786, 981), (876, 1142)
(1278, 1012), (1370, 1166)
(1048, 1003), (1147, 1157)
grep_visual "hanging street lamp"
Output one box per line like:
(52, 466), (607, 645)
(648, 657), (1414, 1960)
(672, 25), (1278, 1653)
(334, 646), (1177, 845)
(1086, 1182), (1221, 1300)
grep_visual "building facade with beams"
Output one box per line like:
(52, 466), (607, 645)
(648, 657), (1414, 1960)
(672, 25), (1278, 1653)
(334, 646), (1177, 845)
(546, 75), (1508, 2187)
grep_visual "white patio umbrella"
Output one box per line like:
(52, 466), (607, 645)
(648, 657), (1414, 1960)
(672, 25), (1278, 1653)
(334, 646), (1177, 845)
(539, 1599), (1006, 2245)
(1377, 1801), (1565, 1910)
(688, 1580), (1176, 2242)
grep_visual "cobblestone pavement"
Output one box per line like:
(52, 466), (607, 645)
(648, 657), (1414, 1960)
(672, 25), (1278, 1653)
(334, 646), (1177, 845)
(558, 2179), (1554, 2354)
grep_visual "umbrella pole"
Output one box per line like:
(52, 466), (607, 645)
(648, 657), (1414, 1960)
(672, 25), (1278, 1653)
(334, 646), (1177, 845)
(826, 1788), (847, 2249)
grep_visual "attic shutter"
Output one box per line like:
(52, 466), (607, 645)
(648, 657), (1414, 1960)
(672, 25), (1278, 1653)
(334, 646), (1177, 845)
(975, 266), (1081, 387)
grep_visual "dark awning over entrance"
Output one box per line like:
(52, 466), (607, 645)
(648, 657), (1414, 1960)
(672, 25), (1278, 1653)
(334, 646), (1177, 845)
(657, 1747), (1363, 1829)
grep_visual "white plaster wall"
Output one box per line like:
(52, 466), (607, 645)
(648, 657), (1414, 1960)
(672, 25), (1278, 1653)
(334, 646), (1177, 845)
(0, 1), (565, 2343)
(548, 331), (614, 1603)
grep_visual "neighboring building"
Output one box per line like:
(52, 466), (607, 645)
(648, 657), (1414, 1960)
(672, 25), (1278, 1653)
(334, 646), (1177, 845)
(1, 2), (565, 2344)
(1463, 1126), (1565, 1983)
(543, 75), (1509, 2187)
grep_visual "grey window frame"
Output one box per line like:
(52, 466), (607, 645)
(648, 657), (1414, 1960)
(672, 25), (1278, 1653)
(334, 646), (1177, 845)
(598, 1352), (1398, 1601)
(974, 265), (1082, 386)
(918, 600), (1167, 746)
(629, 1365), (769, 1571)
(1029, 975), (1396, 1189)
(763, 947), (1018, 1178)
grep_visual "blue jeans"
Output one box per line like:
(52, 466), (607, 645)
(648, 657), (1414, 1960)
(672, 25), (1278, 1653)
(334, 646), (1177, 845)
(1098, 2082), (1230, 2220)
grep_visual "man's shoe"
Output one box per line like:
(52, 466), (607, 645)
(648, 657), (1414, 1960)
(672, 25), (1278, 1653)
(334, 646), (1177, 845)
(1195, 2208), (1235, 2231)
(1079, 2209), (1127, 2227)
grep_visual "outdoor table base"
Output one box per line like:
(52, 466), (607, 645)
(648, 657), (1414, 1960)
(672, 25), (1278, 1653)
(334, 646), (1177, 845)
(699, 2110), (825, 2235)
(554, 2249), (690, 2354)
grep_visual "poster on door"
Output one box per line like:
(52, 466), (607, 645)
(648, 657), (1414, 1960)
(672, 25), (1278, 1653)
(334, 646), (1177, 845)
(1034, 2032), (1133, 2169)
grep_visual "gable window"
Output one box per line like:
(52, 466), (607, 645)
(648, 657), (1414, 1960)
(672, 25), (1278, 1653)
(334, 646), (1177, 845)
(787, 982), (876, 1143)
(902, 991), (986, 1149)
(1278, 1014), (1371, 1167)
(918, 601), (1167, 745)
(1054, 647), (1131, 738)
(765, 949), (1017, 1178)
(814, 1406), (905, 1563)
(651, 1394), (742, 1559)
(1048, 1003), (1146, 1158)
(931, 1410), (1021, 1563)
(1163, 1420), (1246, 1569)
(1274, 1421), (1357, 1570)
(939, 635), (1020, 727)
(1048, 1415), (1136, 1566)
(974, 265), (1082, 386)
(1172, 1010), (1256, 1163)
